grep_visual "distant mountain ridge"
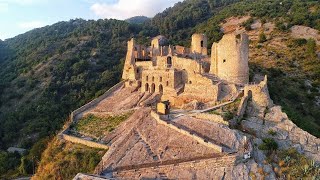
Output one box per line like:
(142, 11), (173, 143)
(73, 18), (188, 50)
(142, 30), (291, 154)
(125, 16), (150, 24)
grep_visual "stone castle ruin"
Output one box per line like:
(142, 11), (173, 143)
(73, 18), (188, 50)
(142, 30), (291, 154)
(69, 31), (320, 180)
(122, 32), (250, 107)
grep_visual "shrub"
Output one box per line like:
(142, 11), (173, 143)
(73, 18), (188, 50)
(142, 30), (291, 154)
(259, 138), (278, 153)
(258, 32), (267, 43)
(268, 129), (277, 136)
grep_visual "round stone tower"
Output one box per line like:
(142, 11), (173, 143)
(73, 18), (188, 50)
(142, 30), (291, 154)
(210, 33), (249, 84)
(191, 33), (208, 55)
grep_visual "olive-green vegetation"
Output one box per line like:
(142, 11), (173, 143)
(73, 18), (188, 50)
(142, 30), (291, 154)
(0, 0), (319, 178)
(208, 99), (241, 120)
(74, 112), (133, 138)
(271, 148), (320, 179)
(32, 138), (106, 180)
(258, 138), (278, 153)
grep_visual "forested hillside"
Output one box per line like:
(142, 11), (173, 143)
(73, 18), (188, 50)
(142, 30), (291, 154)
(125, 16), (150, 24)
(0, 0), (319, 178)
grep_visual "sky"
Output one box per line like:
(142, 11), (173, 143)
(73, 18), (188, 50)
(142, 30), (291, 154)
(0, 0), (181, 40)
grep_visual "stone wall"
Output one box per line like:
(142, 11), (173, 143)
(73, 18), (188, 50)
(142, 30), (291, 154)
(184, 73), (220, 102)
(59, 81), (124, 149)
(71, 81), (125, 122)
(114, 154), (236, 177)
(61, 134), (109, 150)
(237, 96), (249, 118)
(141, 69), (181, 94)
(244, 75), (273, 118)
(135, 61), (153, 69)
(150, 111), (223, 153)
(190, 113), (229, 126)
(172, 56), (200, 75)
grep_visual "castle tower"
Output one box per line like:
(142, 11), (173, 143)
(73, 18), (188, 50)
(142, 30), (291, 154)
(191, 34), (208, 55)
(122, 38), (137, 80)
(151, 35), (168, 56)
(210, 33), (249, 84)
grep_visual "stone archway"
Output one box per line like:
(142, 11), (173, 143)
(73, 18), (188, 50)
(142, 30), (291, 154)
(159, 84), (163, 94)
(151, 83), (156, 93)
(145, 83), (149, 92)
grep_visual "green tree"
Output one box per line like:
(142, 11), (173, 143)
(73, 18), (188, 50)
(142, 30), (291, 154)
(259, 138), (278, 153)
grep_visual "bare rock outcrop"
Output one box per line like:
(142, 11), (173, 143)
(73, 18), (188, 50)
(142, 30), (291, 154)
(242, 105), (320, 162)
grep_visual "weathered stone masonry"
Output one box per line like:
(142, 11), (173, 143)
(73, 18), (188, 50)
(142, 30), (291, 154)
(122, 32), (250, 106)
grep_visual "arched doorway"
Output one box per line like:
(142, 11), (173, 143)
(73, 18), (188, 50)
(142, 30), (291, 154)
(167, 56), (172, 68)
(151, 83), (156, 93)
(159, 84), (163, 94)
(145, 83), (149, 92)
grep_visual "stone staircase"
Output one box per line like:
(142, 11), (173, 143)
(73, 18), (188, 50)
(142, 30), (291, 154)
(134, 130), (159, 161)
(140, 93), (160, 106)
(137, 92), (152, 106)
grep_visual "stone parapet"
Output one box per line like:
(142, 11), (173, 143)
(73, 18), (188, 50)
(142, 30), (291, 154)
(61, 134), (109, 150)
(150, 111), (223, 153)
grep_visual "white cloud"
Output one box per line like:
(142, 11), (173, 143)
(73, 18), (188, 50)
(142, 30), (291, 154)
(0, 0), (45, 5)
(90, 0), (181, 20)
(0, 3), (8, 12)
(18, 21), (46, 29)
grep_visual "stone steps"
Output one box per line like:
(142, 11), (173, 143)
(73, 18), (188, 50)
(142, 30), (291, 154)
(137, 92), (152, 106)
(134, 130), (159, 161)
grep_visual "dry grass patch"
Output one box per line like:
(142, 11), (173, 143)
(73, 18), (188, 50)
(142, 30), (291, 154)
(74, 111), (134, 138)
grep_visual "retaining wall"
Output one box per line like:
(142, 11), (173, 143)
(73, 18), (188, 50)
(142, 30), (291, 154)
(190, 113), (229, 126)
(115, 154), (236, 175)
(70, 81), (125, 122)
(150, 111), (223, 153)
(62, 134), (109, 150)
(60, 81), (125, 149)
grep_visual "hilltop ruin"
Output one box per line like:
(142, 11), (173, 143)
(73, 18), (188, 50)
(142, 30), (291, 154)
(122, 33), (250, 106)
(67, 32), (319, 180)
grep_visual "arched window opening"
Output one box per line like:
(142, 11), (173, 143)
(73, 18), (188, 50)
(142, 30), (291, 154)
(167, 56), (172, 68)
(201, 41), (204, 48)
(160, 77), (163, 82)
(223, 59), (226, 63)
(189, 81), (192, 84)
(152, 76), (155, 82)
(159, 84), (163, 94)
(145, 83), (149, 92)
(166, 81), (169, 86)
(151, 83), (156, 93)
(248, 90), (253, 99)
(146, 76), (149, 81)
